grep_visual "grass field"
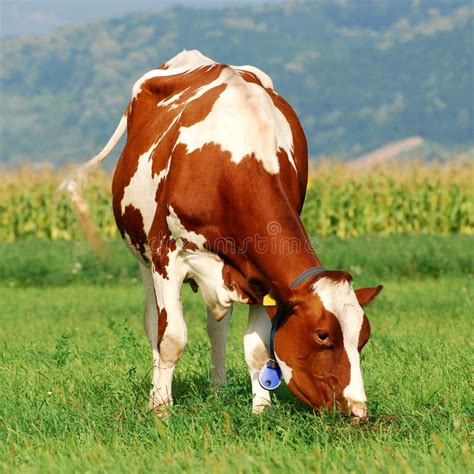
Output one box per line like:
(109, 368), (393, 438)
(0, 236), (472, 473)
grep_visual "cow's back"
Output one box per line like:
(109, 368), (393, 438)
(112, 50), (308, 263)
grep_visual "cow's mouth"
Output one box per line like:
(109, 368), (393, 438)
(347, 400), (368, 420)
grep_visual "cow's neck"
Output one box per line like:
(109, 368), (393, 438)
(253, 221), (321, 287)
(226, 206), (322, 289)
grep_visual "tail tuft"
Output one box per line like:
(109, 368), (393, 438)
(59, 165), (104, 255)
(59, 113), (127, 255)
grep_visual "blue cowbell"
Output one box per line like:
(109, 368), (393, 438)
(258, 359), (282, 390)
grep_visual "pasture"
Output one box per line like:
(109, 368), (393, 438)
(1, 236), (472, 473)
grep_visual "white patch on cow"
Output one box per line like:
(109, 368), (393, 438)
(244, 305), (272, 413)
(312, 278), (367, 403)
(158, 87), (191, 109)
(165, 49), (216, 70)
(166, 206), (247, 318)
(171, 67), (235, 111)
(183, 244), (247, 319)
(139, 263), (162, 408)
(121, 145), (161, 235)
(161, 68), (234, 112)
(166, 206), (207, 249)
(147, 246), (188, 412)
(121, 114), (181, 240)
(275, 353), (293, 384)
(176, 75), (295, 173)
(233, 65), (274, 89)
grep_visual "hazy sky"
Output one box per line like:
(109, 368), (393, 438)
(0, 0), (275, 38)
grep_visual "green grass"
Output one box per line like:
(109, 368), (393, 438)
(1, 234), (472, 287)
(0, 236), (472, 473)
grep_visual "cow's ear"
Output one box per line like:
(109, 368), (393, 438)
(269, 280), (293, 304)
(355, 285), (383, 306)
(248, 277), (291, 304)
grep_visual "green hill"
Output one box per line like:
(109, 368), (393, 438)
(1, 1), (472, 165)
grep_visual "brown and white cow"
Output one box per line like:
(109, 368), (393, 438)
(65, 50), (382, 418)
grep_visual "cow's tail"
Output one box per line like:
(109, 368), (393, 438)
(59, 112), (128, 253)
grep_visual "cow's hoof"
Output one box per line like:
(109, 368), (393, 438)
(150, 401), (173, 418)
(149, 393), (173, 418)
(252, 396), (271, 414)
(152, 403), (172, 419)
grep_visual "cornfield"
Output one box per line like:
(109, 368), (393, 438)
(303, 161), (473, 237)
(0, 161), (472, 242)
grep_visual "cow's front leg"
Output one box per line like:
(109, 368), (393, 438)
(207, 307), (232, 386)
(140, 260), (187, 416)
(244, 304), (272, 414)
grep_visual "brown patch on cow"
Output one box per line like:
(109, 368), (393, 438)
(153, 171), (168, 207)
(276, 147), (301, 210)
(221, 261), (252, 303)
(168, 239), (177, 253)
(162, 140), (319, 287)
(268, 90), (309, 209)
(181, 238), (199, 252)
(236, 70), (263, 87)
(142, 64), (224, 112)
(179, 83), (227, 127)
(152, 237), (177, 279)
(172, 65), (225, 102)
(158, 308), (168, 347)
(358, 315), (371, 351)
(147, 180), (177, 279)
(119, 204), (149, 263)
(317, 270), (353, 285)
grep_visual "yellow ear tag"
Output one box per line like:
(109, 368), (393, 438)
(263, 294), (277, 306)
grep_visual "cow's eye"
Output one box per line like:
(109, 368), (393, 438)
(316, 331), (329, 342)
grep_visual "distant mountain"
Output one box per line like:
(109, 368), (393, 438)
(0, 0), (267, 38)
(1, 0), (472, 166)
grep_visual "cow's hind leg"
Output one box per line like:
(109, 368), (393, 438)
(139, 259), (187, 416)
(207, 307), (232, 386)
(139, 263), (161, 410)
(244, 304), (272, 414)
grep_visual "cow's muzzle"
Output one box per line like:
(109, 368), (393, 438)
(347, 400), (368, 420)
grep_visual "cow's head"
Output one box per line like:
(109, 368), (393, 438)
(268, 271), (382, 419)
